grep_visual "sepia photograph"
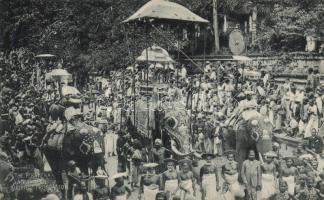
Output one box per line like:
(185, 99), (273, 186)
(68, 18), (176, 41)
(0, 0), (324, 199)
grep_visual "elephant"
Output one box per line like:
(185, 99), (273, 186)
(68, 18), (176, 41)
(42, 104), (105, 198)
(157, 102), (201, 158)
(222, 109), (273, 173)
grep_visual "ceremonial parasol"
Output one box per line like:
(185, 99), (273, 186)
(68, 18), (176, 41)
(62, 86), (81, 96)
(123, 0), (208, 23)
(136, 45), (175, 63)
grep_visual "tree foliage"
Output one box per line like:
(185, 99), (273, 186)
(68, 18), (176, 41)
(1, 0), (323, 76)
(253, 0), (324, 53)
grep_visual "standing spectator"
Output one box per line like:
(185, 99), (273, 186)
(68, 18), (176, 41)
(305, 99), (319, 138)
(308, 128), (323, 154)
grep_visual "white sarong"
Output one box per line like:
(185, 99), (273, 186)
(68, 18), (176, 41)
(202, 174), (221, 200)
(224, 173), (245, 198)
(282, 176), (295, 195)
(165, 179), (179, 199)
(260, 174), (277, 199)
(179, 179), (194, 200)
(143, 185), (159, 200)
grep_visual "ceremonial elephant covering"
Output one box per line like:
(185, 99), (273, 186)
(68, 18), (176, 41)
(226, 110), (273, 171)
(163, 102), (195, 157)
(43, 104), (105, 193)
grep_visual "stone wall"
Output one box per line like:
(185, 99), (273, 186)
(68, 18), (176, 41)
(249, 54), (324, 73)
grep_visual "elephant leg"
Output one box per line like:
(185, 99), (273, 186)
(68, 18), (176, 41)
(43, 150), (65, 198)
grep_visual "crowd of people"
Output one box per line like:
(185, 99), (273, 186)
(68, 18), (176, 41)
(1, 47), (324, 200)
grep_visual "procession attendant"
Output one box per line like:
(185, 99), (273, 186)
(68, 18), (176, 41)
(139, 163), (160, 200)
(73, 183), (94, 200)
(260, 151), (278, 199)
(200, 153), (221, 200)
(131, 139), (143, 188)
(67, 160), (81, 200)
(272, 181), (295, 200)
(178, 159), (196, 200)
(92, 175), (110, 200)
(161, 158), (179, 200)
(152, 139), (170, 173)
(241, 150), (262, 200)
(280, 156), (297, 195)
(222, 150), (244, 198)
(110, 173), (131, 200)
(116, 130), (126, 172)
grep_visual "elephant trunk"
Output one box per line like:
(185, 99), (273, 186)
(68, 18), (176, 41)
(256, 137), (272, 154)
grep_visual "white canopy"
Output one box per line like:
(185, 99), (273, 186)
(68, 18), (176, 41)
(123, 0), (209, 23)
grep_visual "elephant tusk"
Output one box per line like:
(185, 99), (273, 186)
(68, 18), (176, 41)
(193, 151), (202, 159)
(251, 131), (259, 141)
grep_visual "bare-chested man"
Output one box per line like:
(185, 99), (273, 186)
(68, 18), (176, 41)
(161, 158), (178, 200)
(199, 153), (220, 200)
(178, 159), (196, 200)
(222, 150), (245, 198)
(280, 157), (297, 195)
(139, 163), (160, 200)
(260, 151), (277, 199)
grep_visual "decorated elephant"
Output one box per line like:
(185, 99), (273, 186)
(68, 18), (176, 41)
(223, 109), (273, 171)
(42, 104), (105, 197)
(158, 101), (202, 158)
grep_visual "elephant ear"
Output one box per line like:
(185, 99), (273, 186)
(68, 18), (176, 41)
(254, 116), (273, 154)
